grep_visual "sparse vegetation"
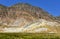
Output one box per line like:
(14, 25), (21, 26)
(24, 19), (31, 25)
(0, 33), (60, 39)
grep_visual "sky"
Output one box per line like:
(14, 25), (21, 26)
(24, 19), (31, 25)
(0, 0), (60, 16)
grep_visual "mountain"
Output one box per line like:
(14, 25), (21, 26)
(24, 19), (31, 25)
(55, 16), (60, 21)
(0, 3), (60, 33)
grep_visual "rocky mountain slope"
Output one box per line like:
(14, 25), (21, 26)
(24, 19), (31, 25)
(55, 16), (60, 21)
(0, 3), (60, 33)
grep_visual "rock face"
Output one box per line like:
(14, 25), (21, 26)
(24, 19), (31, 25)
(0, 3), (60, 33)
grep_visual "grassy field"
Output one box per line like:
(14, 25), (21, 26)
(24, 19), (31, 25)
(0, 33), (60, 39)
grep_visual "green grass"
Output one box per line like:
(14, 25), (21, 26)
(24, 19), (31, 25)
(0, 33), (60, 39)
